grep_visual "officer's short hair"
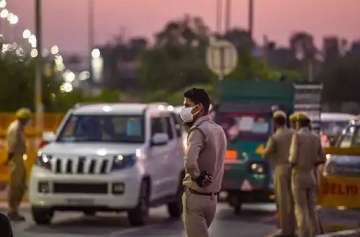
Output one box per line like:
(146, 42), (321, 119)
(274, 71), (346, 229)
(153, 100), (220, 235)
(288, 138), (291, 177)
(184, 88), (211, 113)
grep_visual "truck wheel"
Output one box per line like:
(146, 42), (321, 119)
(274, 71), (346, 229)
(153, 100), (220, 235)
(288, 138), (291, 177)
(83, 210), (96, 216)
(128, 181), (149, 226)
(32, 207), (54, 225)
(234, 203), (242, 215)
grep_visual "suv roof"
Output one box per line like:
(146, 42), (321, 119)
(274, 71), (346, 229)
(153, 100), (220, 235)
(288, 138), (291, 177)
(321, 112), (355, 122)
(72, 103), (171, 115)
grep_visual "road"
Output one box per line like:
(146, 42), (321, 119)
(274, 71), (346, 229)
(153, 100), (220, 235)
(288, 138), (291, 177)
(5, 203), (277, 237)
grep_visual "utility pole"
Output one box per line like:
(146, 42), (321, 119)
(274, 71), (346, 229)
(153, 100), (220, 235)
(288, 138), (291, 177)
(35, 0), (43, 131)
(225, 0), (231, 33)
(248, 0), (254, 38)
(216, 0), (223, 34)
(88, 0), (94, 82)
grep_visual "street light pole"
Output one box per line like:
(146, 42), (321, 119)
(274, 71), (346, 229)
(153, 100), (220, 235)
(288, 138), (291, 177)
(248, 0), (254, 38)
(88, 0), (94, 82)
(35, 0), (43, 131)
(225, 0), (231, 33)
(216, 0), (222, 34)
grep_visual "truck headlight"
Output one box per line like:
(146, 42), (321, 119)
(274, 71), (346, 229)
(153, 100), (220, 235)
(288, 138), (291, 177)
(36, 152), (52, 170)
(111, 154), (136, 171)
(250, 162), (265, 174)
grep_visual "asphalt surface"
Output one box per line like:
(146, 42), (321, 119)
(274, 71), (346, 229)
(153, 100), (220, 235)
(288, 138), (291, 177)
(3, 203), (277, 237)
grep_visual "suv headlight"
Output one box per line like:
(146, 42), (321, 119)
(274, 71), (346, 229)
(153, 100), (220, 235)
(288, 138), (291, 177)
(111, 154), (136, 171)
(249, 162), (266, 175)
(36, 152), (52, 170)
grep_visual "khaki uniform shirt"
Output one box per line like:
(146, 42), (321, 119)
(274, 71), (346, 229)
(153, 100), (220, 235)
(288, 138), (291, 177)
(183, 115), (227, 193)
(289, 128), (324, 188)
(7, 120), (26, 155)
(263, 127), (293, 166)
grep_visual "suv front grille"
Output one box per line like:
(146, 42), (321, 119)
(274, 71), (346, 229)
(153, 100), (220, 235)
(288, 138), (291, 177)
(53, 182), (108, 194)
(51, 157), (112, 175)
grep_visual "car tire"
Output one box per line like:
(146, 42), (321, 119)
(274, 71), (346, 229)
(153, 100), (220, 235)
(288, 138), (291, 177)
(128, 180), (149, 226)
(83, 210), (96, 216)
(32, 207), (54, 225)
(167, 172), (184, 218)
(167, 199), (182, 218)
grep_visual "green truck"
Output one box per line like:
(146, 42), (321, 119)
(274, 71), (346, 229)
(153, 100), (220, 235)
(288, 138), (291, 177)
(216, 80), (294, 213)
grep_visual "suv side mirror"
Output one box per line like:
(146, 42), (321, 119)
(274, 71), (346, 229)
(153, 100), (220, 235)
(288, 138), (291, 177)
(40, 132), (56, 148)
(151, 133), (169, 146)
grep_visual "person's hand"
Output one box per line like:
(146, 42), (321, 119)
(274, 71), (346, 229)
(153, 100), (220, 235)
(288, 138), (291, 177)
(195, 171), (213, 187)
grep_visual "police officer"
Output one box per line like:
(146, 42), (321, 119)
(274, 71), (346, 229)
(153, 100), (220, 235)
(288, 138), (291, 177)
(263, 111), (295, 237)
(289, 113), (298, 131)
(289, 113), (325, 237)
(6, 108), (31, 221)
(179, 88), (227, 237)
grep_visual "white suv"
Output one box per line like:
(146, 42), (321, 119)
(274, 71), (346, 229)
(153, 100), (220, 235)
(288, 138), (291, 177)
(29, 103), (185, 226)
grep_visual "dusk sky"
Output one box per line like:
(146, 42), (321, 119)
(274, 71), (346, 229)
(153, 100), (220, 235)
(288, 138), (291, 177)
(7, 0), (360, 55)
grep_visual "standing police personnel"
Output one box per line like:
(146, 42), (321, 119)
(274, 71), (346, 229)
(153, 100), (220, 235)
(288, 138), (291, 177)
(179, 88), (227, 237)
(289, 113), (325, 237)
(289, 113), (298, 131)
(6, 108), (31, 221)
(263, 111), (295, 237)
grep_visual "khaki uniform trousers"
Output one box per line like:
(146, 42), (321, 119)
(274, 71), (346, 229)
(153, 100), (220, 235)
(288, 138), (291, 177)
(274, 165), (295, 236)
(8, 154), (27, 213)
(292, 171), (317, 237)
(182, 189), (217, 237)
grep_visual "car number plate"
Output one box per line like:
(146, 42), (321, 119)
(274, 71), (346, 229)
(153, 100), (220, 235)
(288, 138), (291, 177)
(66, 198), (94, 205)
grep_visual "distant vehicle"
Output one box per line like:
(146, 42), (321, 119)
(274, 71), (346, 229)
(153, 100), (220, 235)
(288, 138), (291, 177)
(29, 103), (185, 226)
(320, 113), (355, 147)
(319, 119), (360, 208)
(216, 80), (294, 213)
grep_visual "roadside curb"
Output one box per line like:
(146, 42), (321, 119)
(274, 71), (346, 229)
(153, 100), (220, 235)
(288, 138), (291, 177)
(318, 229), (360, 237)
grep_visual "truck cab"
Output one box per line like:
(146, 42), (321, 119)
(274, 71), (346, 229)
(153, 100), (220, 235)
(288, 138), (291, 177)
(216, 80), (294, 213)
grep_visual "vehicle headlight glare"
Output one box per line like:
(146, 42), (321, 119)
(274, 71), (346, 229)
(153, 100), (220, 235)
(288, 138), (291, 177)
(250, 163), (265, 174)
(112, 154), (136, 171)
(36, 153), (52, 170)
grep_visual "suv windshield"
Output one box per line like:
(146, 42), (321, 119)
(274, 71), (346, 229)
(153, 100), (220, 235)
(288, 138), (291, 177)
(321, 121), (349, 136)
(337, 125), (360, 148)
(58, 114), (144, 143)
(217, 112), (271, 142)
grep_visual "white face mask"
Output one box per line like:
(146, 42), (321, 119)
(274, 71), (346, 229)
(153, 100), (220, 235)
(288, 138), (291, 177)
(179, 106), (196, 123)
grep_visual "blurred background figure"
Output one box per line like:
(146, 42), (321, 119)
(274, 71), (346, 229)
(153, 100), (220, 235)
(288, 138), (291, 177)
(263, 111), (295, 237)
(6, 108), (31, 221)
(289, 113), (325, 237)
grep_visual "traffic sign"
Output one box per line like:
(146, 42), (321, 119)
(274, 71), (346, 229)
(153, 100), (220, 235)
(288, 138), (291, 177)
(206, 40), (238, 80)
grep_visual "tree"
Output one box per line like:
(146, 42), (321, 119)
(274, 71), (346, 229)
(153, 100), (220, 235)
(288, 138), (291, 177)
(320, 54), (360, 107)
(139, 15), (215, 103)
(289, 32), (318, 81)
(0, 52), (62, 112)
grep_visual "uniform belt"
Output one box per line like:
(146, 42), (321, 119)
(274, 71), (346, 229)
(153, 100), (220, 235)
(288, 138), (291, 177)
(188, 188), (219, 196)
